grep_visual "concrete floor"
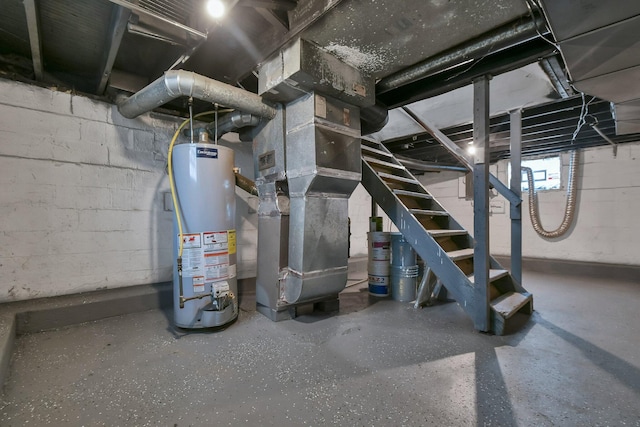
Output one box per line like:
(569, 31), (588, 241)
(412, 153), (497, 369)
(1, 269), (639, 426)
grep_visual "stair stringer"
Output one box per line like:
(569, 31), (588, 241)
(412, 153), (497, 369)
(361, 145), (534, 334)
(361, 160), (477, 315)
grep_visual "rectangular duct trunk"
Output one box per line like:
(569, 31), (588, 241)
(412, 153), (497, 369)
(255, 38), (366, 320)
(254, 108), (290, 320)
(282, 92), (361, 305)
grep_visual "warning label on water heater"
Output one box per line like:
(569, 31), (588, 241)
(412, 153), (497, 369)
(192, 276), (205, 293)
(179, 231), (231, 280)
(180, 233), (203, 276)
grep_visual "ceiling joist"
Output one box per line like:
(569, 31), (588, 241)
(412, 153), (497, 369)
(97, 5), (131, 94)
(23, 0), (43, 81)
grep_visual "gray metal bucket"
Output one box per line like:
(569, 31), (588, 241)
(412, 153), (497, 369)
(390, 233), (417, 267)
(391, 265), (419, 302)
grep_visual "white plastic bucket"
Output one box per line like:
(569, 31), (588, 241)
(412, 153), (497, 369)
(368, 259), (390, 276)
(368, 232), (391, 261)
(368, 274), (390, 296)
(368, 232), (391, 297)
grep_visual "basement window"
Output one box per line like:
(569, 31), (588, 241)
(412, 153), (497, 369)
(508, 156), (561, 192)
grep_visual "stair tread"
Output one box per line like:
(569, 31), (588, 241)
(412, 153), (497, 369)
(491, 291), (532, 319)
(427, 229), (467, 237)
(361, 144), (393, 157)
(364, 156), (405, 170)
(447, 248), (474, 261)
(468, 269), (509, 284)
(410, 209), (448, 217)
(377, 171), (419, 184)
(393, 189), (433, 199)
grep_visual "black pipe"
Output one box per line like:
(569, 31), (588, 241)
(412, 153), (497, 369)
(377, 14), (549, 94)
(360, 101), (389, 135)
(379, 38), (556, 109)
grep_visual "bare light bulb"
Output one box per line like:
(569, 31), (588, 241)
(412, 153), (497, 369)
(467, 145), (477, 155)
(206, 0), (226, 18)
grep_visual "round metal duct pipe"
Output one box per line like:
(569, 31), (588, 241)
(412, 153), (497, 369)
(117, 70), (277, 120)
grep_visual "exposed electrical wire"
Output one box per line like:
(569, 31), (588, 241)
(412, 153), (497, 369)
(570, 92), (597, 143)
(524, 0), (561, 50)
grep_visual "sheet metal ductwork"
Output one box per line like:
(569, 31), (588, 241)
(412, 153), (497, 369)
(360, 102), (390, 135)
(117, 68), (385, 138)
(254, 38), (373, 320)
(117, 70), (277, 120)
(113, 39), (378, 321)
(538, 1), (640, 134)
(281, 93), (361, 304)
(203, 111), (263, 140)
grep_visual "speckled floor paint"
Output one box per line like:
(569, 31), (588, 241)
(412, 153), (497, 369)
(1, 270), (639, 426)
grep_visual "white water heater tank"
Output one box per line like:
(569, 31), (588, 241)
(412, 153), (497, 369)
(172, 142), (238, 328)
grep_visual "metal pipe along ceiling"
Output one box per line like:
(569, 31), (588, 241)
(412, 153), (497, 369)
(117, 70), (277, 119)
(376, 14), (549, 93)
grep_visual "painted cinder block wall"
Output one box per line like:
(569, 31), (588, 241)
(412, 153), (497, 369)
(0, 78), (257, 302)
(417, 144), (640, 266)
(0, 78), (379, 303)
(2, 77), (638, 303)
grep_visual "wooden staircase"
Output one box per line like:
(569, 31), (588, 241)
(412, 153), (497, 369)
(361, 138), (533, 335)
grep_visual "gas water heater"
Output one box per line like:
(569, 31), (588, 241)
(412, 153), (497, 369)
(172, 141), (238, 328)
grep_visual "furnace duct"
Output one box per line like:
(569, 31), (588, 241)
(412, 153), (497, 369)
(253, 38), (375, 320)
(114, 39), (382, 321)
(117, 70), (277, 120)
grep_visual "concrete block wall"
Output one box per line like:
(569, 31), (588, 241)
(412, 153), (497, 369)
(6, 75), (634, 303)
(348, 184), (395, 257)
(417, 143), (640, 266)
(0, 79), (256, 302)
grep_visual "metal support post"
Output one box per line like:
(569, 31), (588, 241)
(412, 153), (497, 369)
(402, 106), (520, 206)
(509, 110), (523, 285)
(472, 76), (491, 332)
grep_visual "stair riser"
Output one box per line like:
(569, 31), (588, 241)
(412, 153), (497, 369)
(415, 215), (451, 231)
(397, 195), (439, 211)
(370, 165), (415, 182)
(434, 235), (474, 253)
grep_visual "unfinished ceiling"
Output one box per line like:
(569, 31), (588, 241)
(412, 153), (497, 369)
(1, 0), (639, 164)
(538, 0), (640, 135)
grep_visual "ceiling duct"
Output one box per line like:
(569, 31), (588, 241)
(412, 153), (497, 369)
(117, 70), (277, 119)
(538, 0), (640, 134)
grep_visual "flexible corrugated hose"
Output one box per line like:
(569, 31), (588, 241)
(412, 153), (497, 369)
(522, 149), (579, 238)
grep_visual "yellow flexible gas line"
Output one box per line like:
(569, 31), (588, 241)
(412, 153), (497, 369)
(168, 111), (216, 258)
